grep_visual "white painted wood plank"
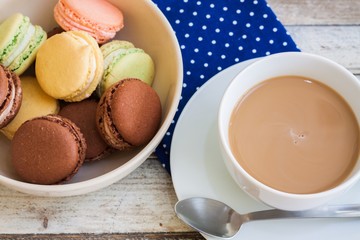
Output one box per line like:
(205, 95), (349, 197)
(0, 159), (191, 234)
(287, 26), (360, 74)
(268, 0), (360, 25)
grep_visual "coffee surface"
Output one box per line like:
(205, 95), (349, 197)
(229, 76), (359, 194)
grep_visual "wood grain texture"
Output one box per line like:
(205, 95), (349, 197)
(0, 159), (191, 234)
(268, 0), (360, 25)
(269, 0), (360, 75)
(287, 26), (360, 74)
(0, 232), (204, 240)
(0, 0), (358, 239)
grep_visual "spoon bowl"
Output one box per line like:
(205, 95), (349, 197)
(175, 197), (360, 239)
(175, 197), (241, 238)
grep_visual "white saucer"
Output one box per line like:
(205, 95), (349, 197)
(170, 59), (360, 240)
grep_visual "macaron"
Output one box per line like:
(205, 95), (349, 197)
(35, 30), (104, 102)
(0, 13), (47, 75)
(59, 100), (112, 161)
(96, 78), (162, 150)
(1, 76), (59, 139)
(97, 40), (155, 96)
(0, 65), (22, 129)
(11, 115), (87, 185)
(54, 0), (124, 44)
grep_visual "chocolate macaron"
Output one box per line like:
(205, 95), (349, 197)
(11, 115), (87, 185)
(96, 78), (162, 150)
(0, 65), (22, 128)
(59, 100), (112, 161)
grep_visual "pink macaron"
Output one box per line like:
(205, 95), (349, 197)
(54, 0), (124, 44)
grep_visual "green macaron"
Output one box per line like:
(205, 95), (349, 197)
(0, 13), (47, 75)
(97, 40), (155, 96)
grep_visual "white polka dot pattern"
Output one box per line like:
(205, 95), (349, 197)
(153, 0), (300, 172)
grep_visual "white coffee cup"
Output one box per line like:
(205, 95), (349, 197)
(218, 52), (360, 211)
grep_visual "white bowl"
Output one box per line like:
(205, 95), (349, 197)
(0, 0), (183, 196)
(218, 52), (360, 211)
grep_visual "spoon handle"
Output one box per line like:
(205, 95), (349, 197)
(247, 204), (360, 221)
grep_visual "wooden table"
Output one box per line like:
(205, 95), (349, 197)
(1, 0), (359, 239)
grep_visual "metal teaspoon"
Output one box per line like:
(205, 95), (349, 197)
(175, 197), (360, 239)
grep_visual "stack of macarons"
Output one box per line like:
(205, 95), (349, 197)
(0, 0), (162, 185)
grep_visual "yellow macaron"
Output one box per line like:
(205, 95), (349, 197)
(1, 76), (59, 139)
(35, 30), (103, 102)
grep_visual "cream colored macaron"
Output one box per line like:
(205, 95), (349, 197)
(35, 30), (103, 102)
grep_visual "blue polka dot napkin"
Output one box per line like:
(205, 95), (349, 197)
(153, 0), (300, 173)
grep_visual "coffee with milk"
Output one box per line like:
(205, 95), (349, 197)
(229, 76), (360, 194)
